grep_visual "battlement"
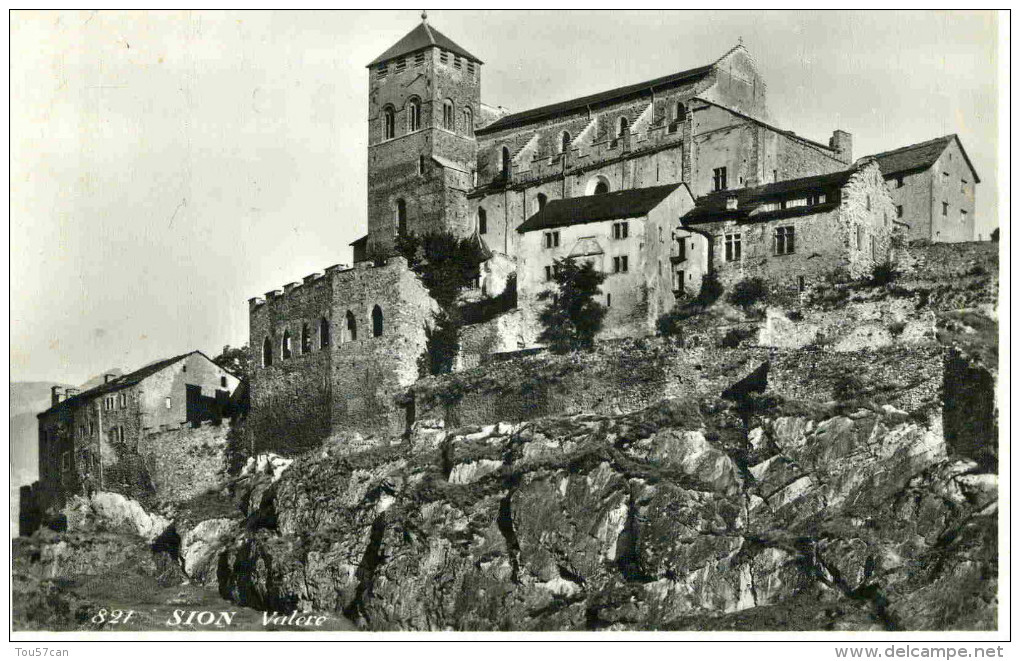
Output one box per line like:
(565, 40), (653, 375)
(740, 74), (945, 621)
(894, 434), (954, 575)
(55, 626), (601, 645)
(248, 256), (410, 312)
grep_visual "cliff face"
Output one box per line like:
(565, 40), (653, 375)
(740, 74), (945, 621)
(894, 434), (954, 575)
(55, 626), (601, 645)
(217, 389), (996, 631)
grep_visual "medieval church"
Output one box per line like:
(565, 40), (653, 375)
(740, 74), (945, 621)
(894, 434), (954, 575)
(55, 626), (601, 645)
(246, 15), (980, 451)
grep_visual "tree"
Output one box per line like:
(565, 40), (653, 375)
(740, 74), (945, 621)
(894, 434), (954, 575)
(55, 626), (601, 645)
(537, 258), (607, 353)
(991, 227), (1000, 242)
(213, 344), (250, 381)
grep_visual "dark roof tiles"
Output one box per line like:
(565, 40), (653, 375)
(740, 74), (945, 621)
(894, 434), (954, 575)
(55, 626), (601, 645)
(478, 64), (714, 135)
(517, 183), (684, 233)
(368, 21), (481, 67)
(865, 134), (980, 183)
(684, 169), (854, 224)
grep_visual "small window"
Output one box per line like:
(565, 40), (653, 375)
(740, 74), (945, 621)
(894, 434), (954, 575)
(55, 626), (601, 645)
(119, 393), (126, 408)
(221, 376), (228, 388)
(346, 311), (357, 342)
(775, 226), (796, 255)
(725, 233), (742, 262)
(675, 101), (686, 121)
(395, 57), (406, 74)
(301, 323), (311, 354)
(866, 194), (871, 211)
(463, 107), (473, 136)
(395, 198), (408, 236)
(713, 167), (728, 192)
(478, 208), (487, 235)
(613, 255), (629, 273)
(560, 131), (571, 154)
(453, 54), (462, 70)
(440, 50), (449, 64)
(612, 222), (629, 240)
(675, 237), (687, 261)
(896, 205), (904, 218)
(942, 202), (949, 216)
(182, 364), (187, 373)
(443, 99), (454, 130)
(382, 106), (395, 140)
(320, 317), (331, 348)
(377, 64), (388, 79)
(262, 336), (273, 367)
(536, 193), (548, 212)
(407, 98), (421, 132)
(545, 265), (553, 282)
(282, 330), (292, 359)
(372, 305), (384, 338)
(543, 231), (560, 249)
(606, 293), (611, 308)
(617, 116), (629, 138)
(414, 52), (425, 66)
(500, 146), (511, 180)
(467, 60), (475, 75)
(418, 155), (426, 176)
(593, 180), (609, 195)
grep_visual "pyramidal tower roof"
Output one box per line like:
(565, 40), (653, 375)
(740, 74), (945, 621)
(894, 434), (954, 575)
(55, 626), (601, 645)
(367, 12), (482, 67)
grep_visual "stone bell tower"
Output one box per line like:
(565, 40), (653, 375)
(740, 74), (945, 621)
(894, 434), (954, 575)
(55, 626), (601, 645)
(365, 12), (483, 258)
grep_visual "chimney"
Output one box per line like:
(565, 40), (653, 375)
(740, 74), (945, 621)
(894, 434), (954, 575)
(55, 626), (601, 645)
(64, 387), (80, 399)
(103, 373), (117, 383)
(726, 196), (739, 210)
(829, 130), (853, 164)
(50, 386), (64, 407)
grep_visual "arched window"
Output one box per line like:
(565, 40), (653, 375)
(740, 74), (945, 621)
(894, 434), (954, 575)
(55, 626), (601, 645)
(587, 176), (611, 195)
(418, 155), (426, 176)
(675, 102), (686, 121)
(463, 106), (473, 136)
(500, 146), (511, 180)
(536, 193), (548, 212)
(560, 131), (571, 154)
(478, 207), (488, 235)
(442, 99), (454, 130)
(407, 97), (421, 132)
(346, 311), (357, 342)
(382, 105), (395, 140)
(319, 317), (330, 348)
(618, 116), (629, 137)
(395, 198), (407, 236)
(282, 330), (292, 359)
(372, 305), (384, 337)
(262, 336), (273, 367)
(301, 323), (311, 354)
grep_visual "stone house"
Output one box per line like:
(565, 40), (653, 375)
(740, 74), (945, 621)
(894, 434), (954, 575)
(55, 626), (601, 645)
(33, 351), (240, 510)
(681, 160), (895, 292)
(865, 134), (980, 243)
(516, 183), (695, 341)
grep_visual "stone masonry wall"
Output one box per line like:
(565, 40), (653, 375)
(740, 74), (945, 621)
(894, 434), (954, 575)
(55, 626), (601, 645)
(249, 257), (436, 456)
(412, 339), (944, 430)
(137, 420), (230, 504)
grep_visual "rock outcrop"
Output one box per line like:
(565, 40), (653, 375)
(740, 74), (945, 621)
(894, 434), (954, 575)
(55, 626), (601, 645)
(215, 394), (996, 631)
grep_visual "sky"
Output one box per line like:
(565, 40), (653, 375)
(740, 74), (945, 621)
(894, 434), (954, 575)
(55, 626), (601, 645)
(10, 9), (1001, 385)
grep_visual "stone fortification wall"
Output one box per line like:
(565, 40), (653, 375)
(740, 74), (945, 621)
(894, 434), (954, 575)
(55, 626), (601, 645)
(137, 420), (230, 504)
(412, 338), (943, 430)
(249, 257), (436, 456)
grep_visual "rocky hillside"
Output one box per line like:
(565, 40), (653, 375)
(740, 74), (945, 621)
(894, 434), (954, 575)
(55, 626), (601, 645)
(13, 241), (998, 632)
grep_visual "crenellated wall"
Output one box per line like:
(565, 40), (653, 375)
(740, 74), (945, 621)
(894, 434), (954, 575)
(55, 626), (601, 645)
(248, 257), (437, 455)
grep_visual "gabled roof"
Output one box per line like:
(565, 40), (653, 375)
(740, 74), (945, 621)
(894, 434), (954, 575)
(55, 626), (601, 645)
(684, 168), (854, 224)
(39, 351), (200, 416)
(518, 183), (684, 233)
(367, 20), (481, 68)
(864, 134), (980, 183)
(477, 64), (714, 135)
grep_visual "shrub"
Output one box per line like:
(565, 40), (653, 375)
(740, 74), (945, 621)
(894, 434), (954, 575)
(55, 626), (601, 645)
(870, 262), (899, 287)
(418, 311), (460, 377)
(719, 326), (756, 348)
(832, 374), (867, 401)
(656, 309), (687, 341)
(695, 271), (724, 306)
(537, 258), (607, 353)
(966, 262), (988, 277)
(825, 267), (851, 285)
(787, 309), (804, 321)
(991, 227), (1000, 242)
(728, 277), (769, 309)
(888, 321), (907, 336)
